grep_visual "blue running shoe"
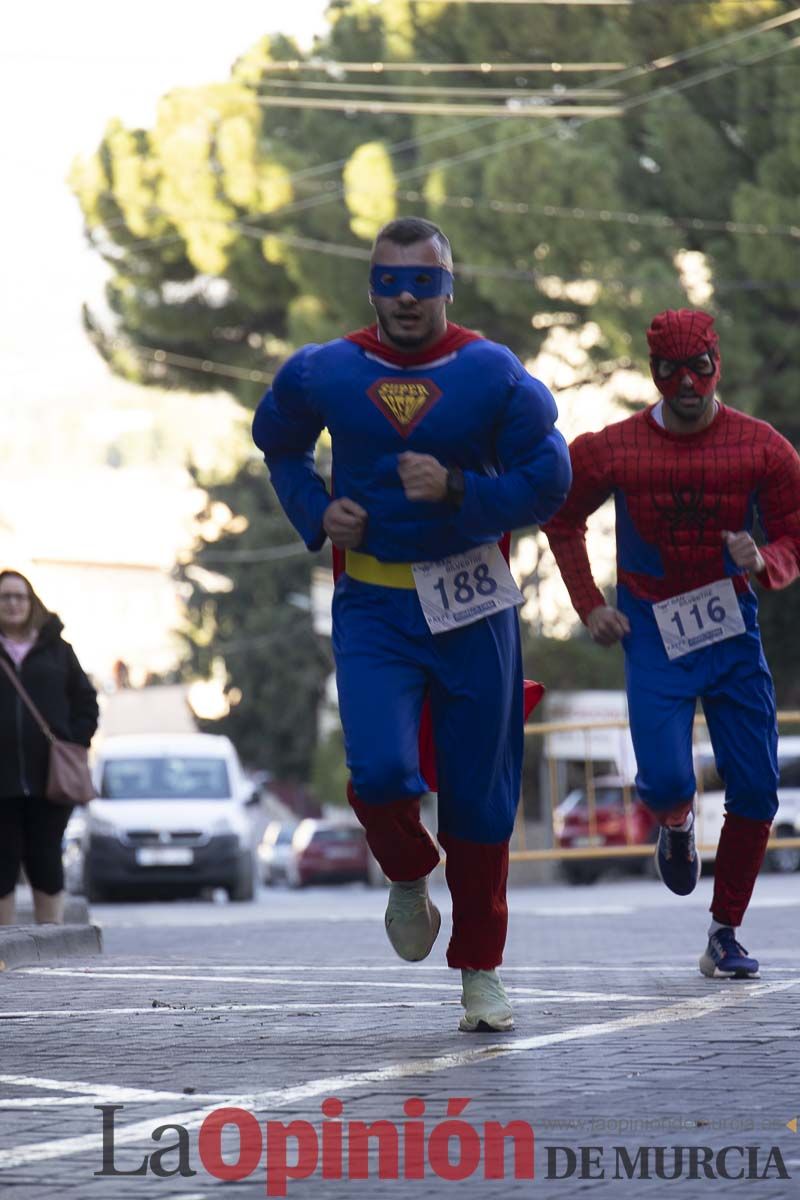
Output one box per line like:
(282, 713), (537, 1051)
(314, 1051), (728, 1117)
(699, 927), (760, 979)
(654, 812), (701, 896)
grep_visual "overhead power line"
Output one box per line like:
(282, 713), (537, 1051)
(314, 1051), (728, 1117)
(112, 341), (274, 385)
(262, 79), (624, 99)
(88, 9), (794, 210)
(260, 59), (626, 74)
(267, 22), (800, 220)
(257, 4), (800, 199)
(362, 0), (767, 5)
(258, 95), (623, 117)
(396, 189), (800, 239)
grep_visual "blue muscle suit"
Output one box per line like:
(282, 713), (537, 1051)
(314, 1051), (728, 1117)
(253, 323), (571, 967)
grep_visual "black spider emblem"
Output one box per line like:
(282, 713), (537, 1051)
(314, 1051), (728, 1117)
(652, 477), (721, 546)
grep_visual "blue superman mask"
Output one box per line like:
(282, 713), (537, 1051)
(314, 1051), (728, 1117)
(369, 264), (454, 299)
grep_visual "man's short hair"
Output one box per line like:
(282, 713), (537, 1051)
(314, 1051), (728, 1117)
(373, 217), (452, 267)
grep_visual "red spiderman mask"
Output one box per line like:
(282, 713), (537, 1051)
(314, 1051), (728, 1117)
(646, 309), (721, 400)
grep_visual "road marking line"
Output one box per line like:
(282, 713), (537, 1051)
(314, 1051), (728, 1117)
(0, 1096), (211, 1109)
(0, 978), (795, 1170)
(0, 990), (651, 1024)
(520, 905), (635, 916)
(0, 1075), (228, 1103)
(11, 969), (650, 999)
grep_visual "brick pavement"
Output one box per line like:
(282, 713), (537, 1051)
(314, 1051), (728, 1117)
(0, 875), (798, 1198)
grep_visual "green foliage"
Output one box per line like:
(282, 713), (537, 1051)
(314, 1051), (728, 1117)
(176, 459), (331, 778)
(310, 724), (350, 808)
(521, 628), (626, 693)
(72, 1), (800, 718)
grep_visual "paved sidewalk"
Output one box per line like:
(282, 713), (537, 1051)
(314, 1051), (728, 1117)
(0, 876), (798, 1198)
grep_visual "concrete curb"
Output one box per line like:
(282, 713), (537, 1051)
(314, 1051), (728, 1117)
(0, 924), (103, 971)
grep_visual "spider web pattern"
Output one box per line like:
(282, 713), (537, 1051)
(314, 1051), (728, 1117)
(646, 309), (719, 361)
(543, 406), (800, 622)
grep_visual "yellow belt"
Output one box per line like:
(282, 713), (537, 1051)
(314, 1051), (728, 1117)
(345, 550), (416, 589)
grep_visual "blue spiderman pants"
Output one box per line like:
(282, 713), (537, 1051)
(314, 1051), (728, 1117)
(619, 585), (777, 926)
(333, 574), (523, 969)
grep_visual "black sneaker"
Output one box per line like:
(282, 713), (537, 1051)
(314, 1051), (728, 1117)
(654, 811), (701, 896)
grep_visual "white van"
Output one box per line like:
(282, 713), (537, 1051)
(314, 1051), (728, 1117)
(79, 733), (258, 901)
(695, 737), (800, 874)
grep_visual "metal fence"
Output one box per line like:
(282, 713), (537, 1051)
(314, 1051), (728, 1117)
(510, 712), (800, 865)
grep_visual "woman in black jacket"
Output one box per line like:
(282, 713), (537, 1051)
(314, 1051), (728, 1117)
(0, 570), (99, 924)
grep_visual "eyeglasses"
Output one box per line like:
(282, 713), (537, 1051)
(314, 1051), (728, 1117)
(652, 353), (716, 380)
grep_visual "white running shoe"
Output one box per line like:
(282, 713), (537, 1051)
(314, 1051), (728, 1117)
(459, 968), (514, 1032)
(384, 877), (441, 962)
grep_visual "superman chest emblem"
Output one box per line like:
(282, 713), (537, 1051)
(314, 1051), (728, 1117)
(366, 377), (442, 437)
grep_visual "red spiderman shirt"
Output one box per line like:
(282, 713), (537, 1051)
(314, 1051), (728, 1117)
(543, 312), (800, 619)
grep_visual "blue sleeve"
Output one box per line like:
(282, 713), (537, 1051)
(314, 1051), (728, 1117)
(251, 347), (331, 552)
(454, 368), (572, 538)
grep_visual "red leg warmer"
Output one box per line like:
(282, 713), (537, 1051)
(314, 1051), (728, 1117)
(438, 832), (509, 970)
(711, 812), (772, 928)
(347, 781), (440, 882)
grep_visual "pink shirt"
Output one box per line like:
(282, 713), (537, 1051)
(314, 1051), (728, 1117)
(0, 634), (36, 667)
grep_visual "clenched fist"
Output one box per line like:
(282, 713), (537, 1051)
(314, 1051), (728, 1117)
(723, 530), (765, 575)
(397, 452), (448, 503)
(586, 605), (631, 647)
(323, 498), (367, 549)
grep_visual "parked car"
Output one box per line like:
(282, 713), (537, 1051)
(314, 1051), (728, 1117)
(554, 776), (659, 885)
(286, 819), (369, 887)
(62, 807), (87, 896)
(258, 821), (298, 885)
(77, 733), (258, 901)
(695, 738), (800, 874)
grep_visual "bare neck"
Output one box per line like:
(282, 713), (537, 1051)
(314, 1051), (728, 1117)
(659, 398), (719, 436)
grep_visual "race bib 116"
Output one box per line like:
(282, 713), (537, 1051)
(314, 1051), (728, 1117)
(653, 579), (746, 660)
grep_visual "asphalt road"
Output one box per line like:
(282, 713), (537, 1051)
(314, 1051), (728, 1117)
(1, 874), (799, 1198)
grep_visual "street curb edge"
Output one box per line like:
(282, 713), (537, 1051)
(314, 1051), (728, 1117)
(0, 924), (103, 971)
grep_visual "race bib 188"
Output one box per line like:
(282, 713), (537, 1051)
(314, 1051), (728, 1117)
(412, 544), (524, 635)
(653, 578), (746, 661)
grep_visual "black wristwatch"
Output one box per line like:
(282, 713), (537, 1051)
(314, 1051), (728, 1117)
(445, 466), (466, 509)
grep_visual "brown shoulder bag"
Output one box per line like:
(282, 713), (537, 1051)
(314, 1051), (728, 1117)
(0, 657), (95, 806)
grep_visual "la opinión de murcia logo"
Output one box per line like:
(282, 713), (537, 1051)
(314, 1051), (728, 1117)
(95, 1101), (793, 1192)
(95, 1098), (534, 1194)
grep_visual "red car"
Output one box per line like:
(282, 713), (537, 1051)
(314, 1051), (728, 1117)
(287, 820), (370, 887)
(553, 775), (659, 884)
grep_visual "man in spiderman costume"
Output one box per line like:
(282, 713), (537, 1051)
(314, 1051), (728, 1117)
(544, 308), (800, 979)
(253, 217), (571, 1030)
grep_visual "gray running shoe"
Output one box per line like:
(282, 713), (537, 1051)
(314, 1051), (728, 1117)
(384, 877), (441, 962)
(459, 968), (514, 1032)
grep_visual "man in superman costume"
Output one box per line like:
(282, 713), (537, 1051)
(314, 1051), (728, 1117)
(544, 309), (800, 979)
(253, 217), (571, 1031)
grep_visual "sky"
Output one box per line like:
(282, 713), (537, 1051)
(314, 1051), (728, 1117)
(1, 0), (330, 405)
(0, 2), (330, 679)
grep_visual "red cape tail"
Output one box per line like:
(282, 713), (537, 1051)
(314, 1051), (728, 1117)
(417, 679), (543, 791)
